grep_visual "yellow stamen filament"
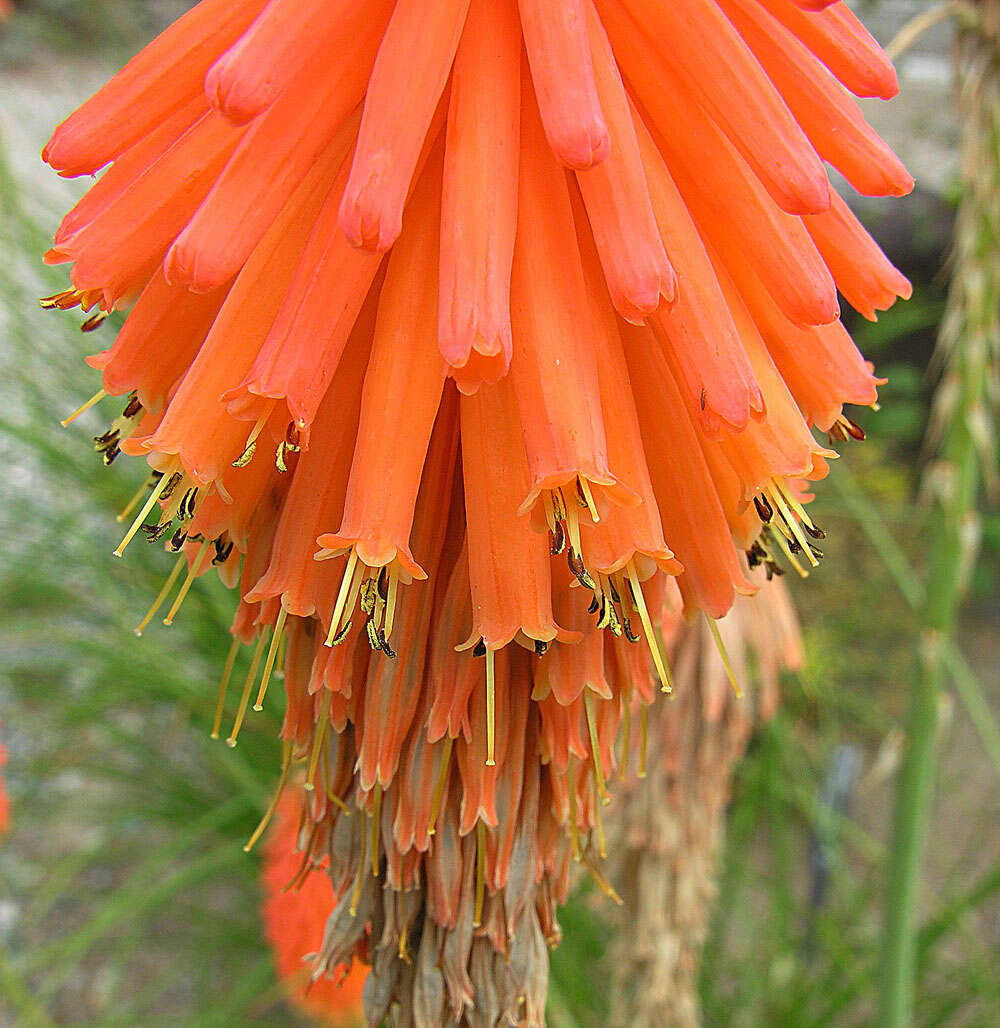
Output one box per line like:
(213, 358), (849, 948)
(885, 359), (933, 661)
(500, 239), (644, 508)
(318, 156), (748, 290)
(427, 737), (453, 837)
(771, 528), (808, 578)
(564, 494), (583, 557)
(593, 780), (607, 859)
(61, 388), (106, 427)
(639, 706), (648, 779)
(398, 891), (409, 961)
(581, 850), (623, 905)
(578, 476), (600, 523)
(350, 815), (368, 918)
(162, 540), (210, 626)
(226, 631), (268, 747)
(117, 478), (152, 523)
(371, 786), (382, 877)
(326, 547), (360, 646)
(134, 554), (185, 636)
(584, 691), (609, 806)
(768, 484), (818, 568)
(776, 479), (817, 533)
(305, 694), (332, 791)
(243, 742), (292, 853)
(114, 468), (173, 557)
(253, 607), (288, 711)
(211, 635), (242, 739)
(542, 490), (557, 533)
(707, 616), (742, 699)
(486, 649), (496, 767)
(567, 758), (581, 862)
(619, 700), (631, 782)
(473, 821), (486, 928)
(232, 405), (274, 468)
(384, 566), (400, 640)
(625, 560), (673, 692)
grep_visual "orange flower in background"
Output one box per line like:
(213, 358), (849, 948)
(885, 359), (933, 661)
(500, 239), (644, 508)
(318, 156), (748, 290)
(41, 0), (910, 1021)
(262, 788), (366, 1027)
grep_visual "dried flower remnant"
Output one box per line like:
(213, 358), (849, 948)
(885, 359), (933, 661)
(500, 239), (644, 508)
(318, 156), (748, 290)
(42, 0), (908, 1022)
(263, 786), (366, 1027)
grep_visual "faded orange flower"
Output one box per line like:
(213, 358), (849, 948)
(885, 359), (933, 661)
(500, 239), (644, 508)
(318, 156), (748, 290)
(42, 0), (908, 1021)
(263, 787), (366, 1027)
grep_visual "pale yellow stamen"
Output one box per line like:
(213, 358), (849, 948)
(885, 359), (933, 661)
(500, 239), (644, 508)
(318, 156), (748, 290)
(427, 737), (453, 837)
(226, 631), (268, 747)
(567, 758), (581, 862)
(243, 741), (292, 853)
(114, 468), (173, 557)
(162, 540), (210, 626)
(117, 478), (153, 523)
(768, 484), (818, 568)
(383, 566), (400, 640)
(707, 616), (742, 699)
(578, 476), (600, 523)
(593, 779), (607, 859)
(61, 388), (106, 428)
(582, 849), (623, 905)
(305, 692), (332, 791)
(211, 635), (242, 739)
(771, 528), (809, 578)
(134, 554), (185, 636)
(625, 560), (673, 692)
(486, 649), (496, 767)
(253, 607), (288, 711)
(325, 547), (360, 646)
(584, 691), (609, 806)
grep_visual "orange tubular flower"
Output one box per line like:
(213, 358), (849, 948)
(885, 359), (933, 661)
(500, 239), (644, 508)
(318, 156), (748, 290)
(42, 0), (910, 1021)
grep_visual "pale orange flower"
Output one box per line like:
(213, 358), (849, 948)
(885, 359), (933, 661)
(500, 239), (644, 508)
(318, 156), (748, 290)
(42, 0), (909, 1021)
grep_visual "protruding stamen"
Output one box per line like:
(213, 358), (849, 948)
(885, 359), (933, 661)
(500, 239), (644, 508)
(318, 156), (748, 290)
(226, 631), (268, 748)
(211, 635), (242, 740)
(370, 785), (382, 877)
(639, 706), (648, 780)
(232, 407), (274, 469)
(253, 607), (288, 711)
(707, 616), (742, 699)
(473, 821), (486, 928)
(427, 737), (453, 837)
(117, 478), (154, 523)
(81, 311), (109, 333)
(625, 561), (673, 693)
(578, 476), (600, 523)
(325, 548), (360, 647)
(115, 468), (174, 557)
(770, 526), (808, 578)
(305, 692), (332, 790)
(61, 388), (106, 428)
(383, 566), (400, 640)
(768, 485), (818, 568)
(243, 742), (292, 853)
(567, 758), (581, 862)
(162, 541), (210, 626)
(581, 849), (623, 905)
(592, 780), (607, 859)
(133, 554), (186, 637)
(584, 692), (609, 806)
(486, 649), (496, 767)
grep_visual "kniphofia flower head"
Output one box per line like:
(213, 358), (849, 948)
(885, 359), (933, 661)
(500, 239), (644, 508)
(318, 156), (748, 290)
(43, 0), (910, 1021)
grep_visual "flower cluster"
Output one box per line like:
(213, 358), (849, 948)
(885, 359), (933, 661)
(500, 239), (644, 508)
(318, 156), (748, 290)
(42, 0), (909, 1022)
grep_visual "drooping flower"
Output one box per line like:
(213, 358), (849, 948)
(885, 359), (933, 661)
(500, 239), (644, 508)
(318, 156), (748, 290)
(42, 0), (909, 1022)
(262, 786), (366, 1027)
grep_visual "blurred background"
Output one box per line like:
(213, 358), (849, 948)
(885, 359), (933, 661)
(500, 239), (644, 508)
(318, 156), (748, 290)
(0, 1), (997, 1025)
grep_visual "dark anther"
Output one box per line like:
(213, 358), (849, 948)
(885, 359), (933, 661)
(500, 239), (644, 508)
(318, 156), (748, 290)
(549, 521), (566, 556)
(93, 428), (119, 448)
(366, 619), (381, 651)
(122, 394), (143, 419)
(596, 595), (612, 631)
(331, 620), (352, 646)
(623, 617), (641, 644)
(102, 442), (121, 466)
(377, 629), (396, 659)
(169, 527), (188, 552)
(80, 312), (108, 333)
(534, 639), (549, 657)
(179, 488), (199, 520)
(842, 415), (866, 441)
(803, 522), (826, 540)
(753, 494), (774, 524)
(786, 534), (802, 555)
(699, 387), (707, 411)
(567, 549), (596, 591)
(574, 479), (590, 510)
(472, 639), (487, 658)
(377, 567), (389, 601)
(141, 520), (173, 543)
(608, 579), (621, 604)
(808, 543), (824, 560)
(587, 595), (600, 615)
(160, 472), (183, 502)
(213, 537), (234, 565)
(765, 563), (774, 581)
